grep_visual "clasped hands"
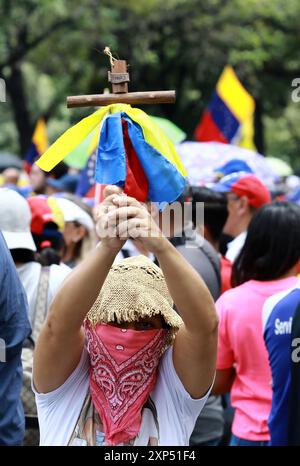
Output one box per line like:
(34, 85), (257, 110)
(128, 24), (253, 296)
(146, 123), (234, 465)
(95, 185), (168, 254)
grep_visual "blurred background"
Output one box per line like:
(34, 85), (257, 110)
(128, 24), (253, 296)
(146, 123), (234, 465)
(0, 0), (299, 166)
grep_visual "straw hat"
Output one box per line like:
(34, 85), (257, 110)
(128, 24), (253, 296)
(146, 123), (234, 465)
(86, 255), (183, 344)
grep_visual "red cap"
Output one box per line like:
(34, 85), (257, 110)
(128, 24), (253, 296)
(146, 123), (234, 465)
(231, 174), (271, 209)
(27, 196), (64, 235)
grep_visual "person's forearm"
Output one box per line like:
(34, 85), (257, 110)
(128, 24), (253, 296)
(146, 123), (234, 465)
(47, 242), (118, 336)
(212, 368), (236, 395)
(155, 239), (218, 334)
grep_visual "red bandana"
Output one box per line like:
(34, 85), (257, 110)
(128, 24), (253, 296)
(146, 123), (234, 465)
(84, 321), (168, 445)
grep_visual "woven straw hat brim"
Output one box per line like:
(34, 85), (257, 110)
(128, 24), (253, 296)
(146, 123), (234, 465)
(86, 255), (184, 331)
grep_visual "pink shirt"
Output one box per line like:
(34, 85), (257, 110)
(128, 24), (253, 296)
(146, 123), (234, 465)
(216, 276), (298, 441)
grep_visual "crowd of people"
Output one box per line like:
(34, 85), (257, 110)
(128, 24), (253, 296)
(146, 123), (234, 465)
(1, 157), (300, 447)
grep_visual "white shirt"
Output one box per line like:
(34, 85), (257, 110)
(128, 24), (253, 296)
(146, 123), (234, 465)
(225, 231), (247, 263)
(33, 346), (211, 446)
(114, 240), (155, 264)
(17, 262), (71, 326)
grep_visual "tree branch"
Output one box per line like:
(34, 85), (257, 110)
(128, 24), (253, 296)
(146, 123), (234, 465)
(0, 18), (75, 71)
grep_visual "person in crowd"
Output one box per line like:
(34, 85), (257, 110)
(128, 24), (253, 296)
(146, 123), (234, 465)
(2, 167), (21, 186)
(0, 189), (71, 322)
(55, 195), (95, 268)
(29, 161), (69, 195)
(191, 186), (231, 293)
(213, 202), (300, 446)
(0, 167), (32, 197)
(212, 173), (271, 262)
(288, 302), (300, 445)
(0, 189), (71, 444)
(33, 186), (218, 446)
(27, 195), (67, 267)
(166, 188), (221, 302)
(45, 173), (80, 195)
(262, 229), (300, 445)
(165, 187), (225, 447)
(109, 181), (223, 443)
(188, 186), (234, 446)
(155, 187), (224, 446)
(0, 231), (31, 446)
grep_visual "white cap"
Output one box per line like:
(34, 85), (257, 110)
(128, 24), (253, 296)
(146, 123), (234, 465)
(0, 188), (36, 251)
(55, 198), (94, 232)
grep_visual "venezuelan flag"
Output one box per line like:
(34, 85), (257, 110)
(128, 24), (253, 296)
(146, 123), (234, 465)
(36, 104), (187, 204)
(195, 66), (255, 147)
(76, 149), (97, 199)
(24, 118), (48, 173)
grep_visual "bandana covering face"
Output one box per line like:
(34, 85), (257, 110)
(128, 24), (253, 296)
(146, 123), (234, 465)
(84, 321), (168, 445)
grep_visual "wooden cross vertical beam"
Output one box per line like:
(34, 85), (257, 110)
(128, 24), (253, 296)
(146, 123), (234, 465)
(67, 51), (175, 108)
(108, 59), (129, 94)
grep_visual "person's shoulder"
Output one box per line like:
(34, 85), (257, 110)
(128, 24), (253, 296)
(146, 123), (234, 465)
(263, 283), (300, 332)
(49, 263), (72, 280)
(178, 236), (219, 262)
(176, 238), (220, 282)
(18, 261), (41, 274)
(215, 282), (255, 320)
(33, 347), (89, 401)
(0, 232), (16, 275)
(216, 282), (245, 304)
(47, 263), (72, 297)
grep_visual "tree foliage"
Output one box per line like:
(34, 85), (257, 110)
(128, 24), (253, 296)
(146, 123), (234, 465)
(0, 0), (299, 163)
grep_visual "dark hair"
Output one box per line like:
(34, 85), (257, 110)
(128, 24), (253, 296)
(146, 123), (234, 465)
(32, 222), (65, 266)
(35, 247), (61, 266)
(10, 249), (35, 264)
(191, 187), (228, 242)
(47, 161), (69, 180)
(232, 201), (300, 285)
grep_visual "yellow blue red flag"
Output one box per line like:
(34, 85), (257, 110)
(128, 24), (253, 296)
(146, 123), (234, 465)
(24, 118), (48, 173)
(36, 104), (187, 203)
(195, 66), (255, 147)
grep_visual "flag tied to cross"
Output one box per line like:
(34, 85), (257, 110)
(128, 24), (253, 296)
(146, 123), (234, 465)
(36, 104), (187, 204)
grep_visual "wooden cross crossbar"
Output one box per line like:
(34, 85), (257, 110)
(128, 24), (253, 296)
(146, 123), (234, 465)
(67, 58), (176, 108)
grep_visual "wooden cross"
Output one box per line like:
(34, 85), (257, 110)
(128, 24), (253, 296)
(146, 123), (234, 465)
(67, 48), (175, 108)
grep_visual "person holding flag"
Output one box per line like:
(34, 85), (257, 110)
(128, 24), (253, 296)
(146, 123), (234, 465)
(32, 186), (218, 446)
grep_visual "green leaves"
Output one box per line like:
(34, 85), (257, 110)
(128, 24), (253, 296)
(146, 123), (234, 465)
(0, 0), (299, 164)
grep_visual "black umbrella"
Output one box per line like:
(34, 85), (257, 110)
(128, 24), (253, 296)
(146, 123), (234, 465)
(0, 152), (22, 172)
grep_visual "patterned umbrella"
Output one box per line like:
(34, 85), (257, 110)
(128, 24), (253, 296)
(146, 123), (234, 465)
(176, 142), (278, 187)
(265, 157), (293, 177)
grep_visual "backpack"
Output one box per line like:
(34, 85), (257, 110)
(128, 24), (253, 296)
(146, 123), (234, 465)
(21, 266), (50, 445)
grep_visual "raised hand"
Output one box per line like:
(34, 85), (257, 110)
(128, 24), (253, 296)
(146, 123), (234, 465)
(95, 188), (126, 251)
(105, 194), (169, 255)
